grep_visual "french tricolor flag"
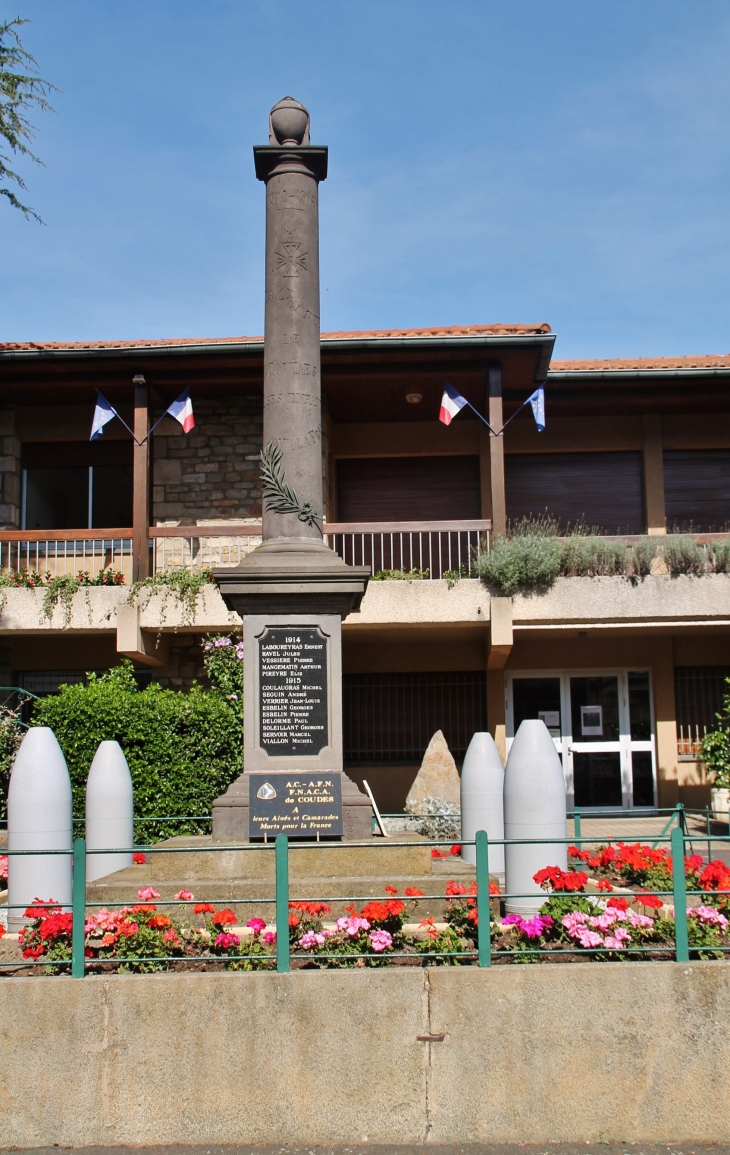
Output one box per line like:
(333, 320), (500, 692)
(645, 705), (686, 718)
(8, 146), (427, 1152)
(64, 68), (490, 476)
(166, 388), (195, 433)
(439, 381), (469, 426)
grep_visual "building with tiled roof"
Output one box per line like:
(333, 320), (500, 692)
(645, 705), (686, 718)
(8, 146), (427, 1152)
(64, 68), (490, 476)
(1, 321), (729, 815)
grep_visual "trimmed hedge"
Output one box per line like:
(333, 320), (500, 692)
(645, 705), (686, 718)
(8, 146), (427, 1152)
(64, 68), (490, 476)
(31, 659), (242, 841)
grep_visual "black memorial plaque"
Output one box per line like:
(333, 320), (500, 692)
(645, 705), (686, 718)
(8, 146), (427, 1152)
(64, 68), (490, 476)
(248, 772), (344, 838)
(259, 627), (328, 756)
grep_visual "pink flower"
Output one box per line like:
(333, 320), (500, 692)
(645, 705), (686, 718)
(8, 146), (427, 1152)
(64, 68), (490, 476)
(298, 929), (333, 950)
(214, 932), (240, 949)
(0, 855), (8, 880)
(263, 930), (277, 945)
(689, 904), (729, 930)
(162, 929), (180, 944)
(137, 887), (160, 900)
(247, 917), (266, 933)
(368, 928), (393, 952)
(335, 915), (370, 936)
(575, 929), (603, 948)
(174, 890), (194, 901)
(627, 910), (654, 929)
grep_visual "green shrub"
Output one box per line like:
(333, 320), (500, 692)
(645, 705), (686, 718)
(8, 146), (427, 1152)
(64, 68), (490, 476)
(31, 658), (242, 841)
(662, 535), (706, 575)
(0, 705), (23, 823)
(476, 533), (562, 595)
(700, 680), (730, 790)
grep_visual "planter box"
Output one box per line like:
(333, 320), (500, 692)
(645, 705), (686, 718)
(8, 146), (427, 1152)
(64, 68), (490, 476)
(711, 787), (730, 823)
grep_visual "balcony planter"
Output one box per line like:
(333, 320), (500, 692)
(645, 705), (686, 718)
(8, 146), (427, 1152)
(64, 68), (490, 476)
(711, 787), (730, 823)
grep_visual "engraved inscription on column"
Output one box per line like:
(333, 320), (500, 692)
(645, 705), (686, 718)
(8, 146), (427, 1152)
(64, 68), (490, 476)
(259, 627), (328, 756)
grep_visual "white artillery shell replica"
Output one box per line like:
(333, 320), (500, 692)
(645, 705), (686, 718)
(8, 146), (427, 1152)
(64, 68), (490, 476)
(460, 731), (505, 876)
(7, 727), (73, 929)
(85, 740), (134, 883)
(504, 718), (567, 915)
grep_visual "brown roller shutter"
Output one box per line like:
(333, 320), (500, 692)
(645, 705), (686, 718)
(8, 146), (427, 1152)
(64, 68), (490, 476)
(505, 452), (644, 534)
(664, 450), (730, 533)
(336, 456), (480, 522)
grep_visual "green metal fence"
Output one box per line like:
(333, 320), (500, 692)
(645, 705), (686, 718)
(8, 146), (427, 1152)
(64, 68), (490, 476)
(2, 816), (729, 975)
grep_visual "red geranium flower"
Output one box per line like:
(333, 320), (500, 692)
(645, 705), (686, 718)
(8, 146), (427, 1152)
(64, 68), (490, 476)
(384, 885), (398, 895)
(132, 852), (146, 864)
(607, 896), (629, 912)
(38, 912), (73, 940)
(449, 844), (462, 855)
(699, 860), (730, 892)
(404, 887), (424, 897)
(148, 914), (172, 929)
(288, 901), (331, 917)
(211, 908), (237, 928)
(534, 866), (587, 892)
(637, 892), (663, 910)
(596, 879), (613, 892)
(431, 848), (447, 859)
(568, 845), (591, 862)
(194, 903), (216, 915)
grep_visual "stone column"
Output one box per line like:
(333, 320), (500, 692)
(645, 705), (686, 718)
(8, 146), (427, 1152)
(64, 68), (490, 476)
(259, 100), (324, 545)
(212, 99), (371, 842)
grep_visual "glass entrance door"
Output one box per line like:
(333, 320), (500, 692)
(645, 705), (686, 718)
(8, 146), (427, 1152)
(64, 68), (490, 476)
(506, 670), (657, 810)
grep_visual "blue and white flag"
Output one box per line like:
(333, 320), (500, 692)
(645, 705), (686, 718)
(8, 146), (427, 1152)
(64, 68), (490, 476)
(90, 393), (119, 440)
(528, 386), (545, 432)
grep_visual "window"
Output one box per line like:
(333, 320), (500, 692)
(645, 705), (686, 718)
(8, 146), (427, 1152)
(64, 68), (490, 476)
(663, 451), (730, 533)
(22, 442), (132, 530)
(674, 666), (730, 755)
(343, 671), (487, 764)
(336, 456), (480, 522)
(505, 452), (644, 534)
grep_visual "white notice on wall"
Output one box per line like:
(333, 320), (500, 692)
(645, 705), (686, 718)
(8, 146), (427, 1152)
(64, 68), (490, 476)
(538, 710), (560, 729)
(580, 705), (603, 736)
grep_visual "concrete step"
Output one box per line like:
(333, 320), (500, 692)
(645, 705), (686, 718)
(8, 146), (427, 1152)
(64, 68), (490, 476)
(85, 833), (481, 920)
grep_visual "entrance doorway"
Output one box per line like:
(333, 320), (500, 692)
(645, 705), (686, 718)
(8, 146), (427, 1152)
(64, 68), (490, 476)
(505, 670), (656, 810)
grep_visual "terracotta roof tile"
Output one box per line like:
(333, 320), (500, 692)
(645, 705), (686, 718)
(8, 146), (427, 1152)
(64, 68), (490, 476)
(0, 323), (551, 354)
(550, 354), (730, 372)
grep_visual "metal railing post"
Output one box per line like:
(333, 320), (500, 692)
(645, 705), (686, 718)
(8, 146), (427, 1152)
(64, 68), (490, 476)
(671, 826), (689, 963)
(275, 834), (290, 974)
(677, 802), (687, 834)
(573, 808), (582, 849)
(475, 829), (491, 967)
(71, 837), (86, 978)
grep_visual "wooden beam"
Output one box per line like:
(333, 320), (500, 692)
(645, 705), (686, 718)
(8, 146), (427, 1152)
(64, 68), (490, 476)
(488, 365), (506, 537)
(642, 414), (667, 534)
(132, 380), (150, 581)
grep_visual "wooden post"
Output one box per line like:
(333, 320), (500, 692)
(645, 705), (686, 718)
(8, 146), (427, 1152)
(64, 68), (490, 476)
(132, 378), (150, 582)
(642, 414), (667, 535)
(488, 365), (506, 538)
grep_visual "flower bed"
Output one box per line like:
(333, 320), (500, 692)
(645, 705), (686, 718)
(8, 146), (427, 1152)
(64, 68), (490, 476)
(6, 843), (730, 973)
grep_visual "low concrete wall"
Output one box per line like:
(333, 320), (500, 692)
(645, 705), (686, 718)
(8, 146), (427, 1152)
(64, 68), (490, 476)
(1, 962), (729, 1146)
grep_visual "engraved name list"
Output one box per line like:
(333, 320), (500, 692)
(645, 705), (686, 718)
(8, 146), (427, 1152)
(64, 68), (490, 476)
(259, 627), (328, 757)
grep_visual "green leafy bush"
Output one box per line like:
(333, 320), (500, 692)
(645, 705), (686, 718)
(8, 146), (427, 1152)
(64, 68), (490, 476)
(475, 517), (730, 595)
(31, 657), (242, 841)
(0, 704), (23, 822)
(700, 681), (730, 789)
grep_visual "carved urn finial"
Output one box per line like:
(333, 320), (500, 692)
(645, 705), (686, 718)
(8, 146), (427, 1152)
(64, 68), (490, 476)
(269, 96), (310, 146)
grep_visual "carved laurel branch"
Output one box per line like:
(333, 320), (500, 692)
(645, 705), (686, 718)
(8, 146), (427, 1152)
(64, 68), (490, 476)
(260, 442), (320, 530)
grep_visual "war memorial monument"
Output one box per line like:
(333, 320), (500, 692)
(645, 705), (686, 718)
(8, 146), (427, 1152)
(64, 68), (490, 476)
(212, 97), (372, 841)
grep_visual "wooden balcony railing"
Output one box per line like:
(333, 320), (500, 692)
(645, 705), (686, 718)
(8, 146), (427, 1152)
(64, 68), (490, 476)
(0, 520), (492, 582)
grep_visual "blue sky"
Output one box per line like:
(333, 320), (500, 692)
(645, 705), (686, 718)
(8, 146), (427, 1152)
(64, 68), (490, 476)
(3, 1), (730, 358)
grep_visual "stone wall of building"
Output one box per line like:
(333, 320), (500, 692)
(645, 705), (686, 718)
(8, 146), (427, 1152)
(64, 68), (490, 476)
(0, 407), (21, 528)
(152, 396), (263, 525)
